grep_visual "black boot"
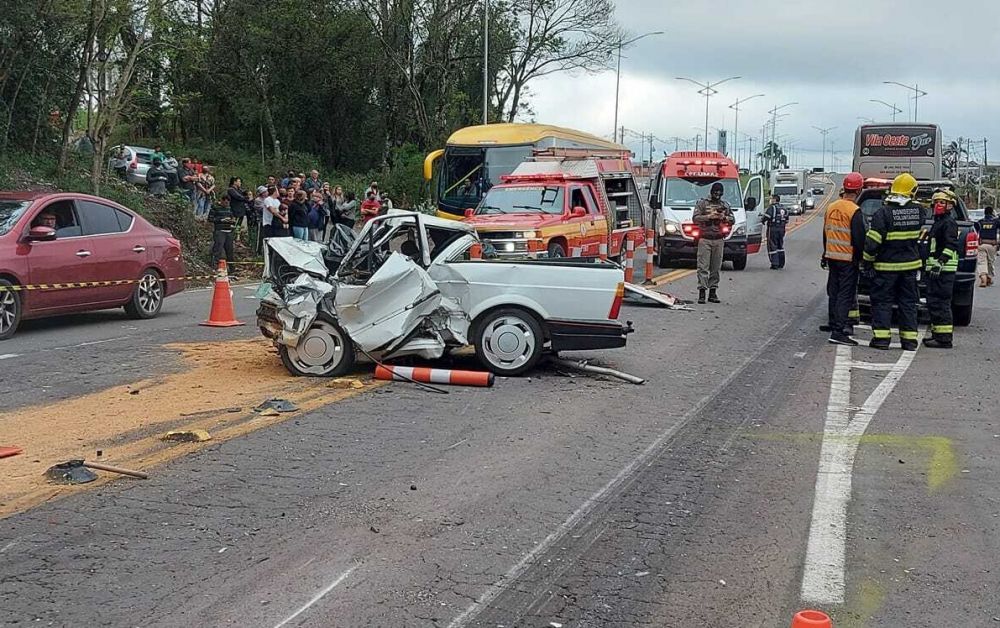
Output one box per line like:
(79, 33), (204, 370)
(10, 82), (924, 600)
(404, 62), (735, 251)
(922, 335), (953, 349)
(708, 289), (720, 303)
(819, 323), (835, 332)
(901, 340), (918, 351)
(869, 338), (890, 350)
(698, 288), (706, 304)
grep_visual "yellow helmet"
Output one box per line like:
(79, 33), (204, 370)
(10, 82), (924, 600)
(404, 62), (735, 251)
(889, 173), (918, 198)
(931, 189), (957, 205)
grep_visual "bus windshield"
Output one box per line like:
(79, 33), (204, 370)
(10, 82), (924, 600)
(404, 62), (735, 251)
(438, 145), (533, 211)
(475, 185), (565, 215)
(663, 178), (742, 208)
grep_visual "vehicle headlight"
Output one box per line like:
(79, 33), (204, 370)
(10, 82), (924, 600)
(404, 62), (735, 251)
(516, 231), (538, 239)
(734, 224), (746, 236)
(503, 242), (516, 252)
(664, 221), (679, 234)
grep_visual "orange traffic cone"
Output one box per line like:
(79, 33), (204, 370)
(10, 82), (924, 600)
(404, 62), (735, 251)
(791, 610), (832, 628)
(200, 260), (244, 327)
(374, 365), (494, 387)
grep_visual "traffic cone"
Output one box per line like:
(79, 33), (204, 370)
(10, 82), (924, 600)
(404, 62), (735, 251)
(791, 610), (832, 628)
(200, 260), (244, 327)
(374, 365), (494, 387)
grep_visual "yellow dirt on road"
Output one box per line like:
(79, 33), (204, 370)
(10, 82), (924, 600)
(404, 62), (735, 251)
(0, 338), (375, 518)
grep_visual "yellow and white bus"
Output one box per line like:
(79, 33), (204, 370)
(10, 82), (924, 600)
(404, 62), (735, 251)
(423, 123), (629, 219)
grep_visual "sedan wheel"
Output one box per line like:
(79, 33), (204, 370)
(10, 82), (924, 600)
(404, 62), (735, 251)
(125, 271), (164, 319)
(474, 308), (544, 376)
(279, 316), (356, 376)
(0, 280), (21, 340)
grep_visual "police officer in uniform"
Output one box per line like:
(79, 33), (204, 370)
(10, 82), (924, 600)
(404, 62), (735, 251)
(821, 172), (867, 345)
(976, 206), (998, 287)
(760, 194), (789, 269)
(921, 189), (960, 348)
(693, 181), (735, 304)
(862, 173), (923, 350)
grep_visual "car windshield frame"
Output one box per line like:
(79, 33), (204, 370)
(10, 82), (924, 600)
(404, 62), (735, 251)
(662, 177), (742, 208)
(0, 200), (31, 236)
(475, 184), (565, 216)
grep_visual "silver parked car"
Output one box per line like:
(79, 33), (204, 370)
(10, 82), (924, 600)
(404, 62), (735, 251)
(108, 145), (155, 186)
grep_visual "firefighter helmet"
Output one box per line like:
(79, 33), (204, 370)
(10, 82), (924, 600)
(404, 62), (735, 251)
(842, 172), (864, 191)
(886, 173), (918, 205)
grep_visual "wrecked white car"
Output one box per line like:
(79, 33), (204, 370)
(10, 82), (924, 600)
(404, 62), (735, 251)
(256, 211), (632, 377)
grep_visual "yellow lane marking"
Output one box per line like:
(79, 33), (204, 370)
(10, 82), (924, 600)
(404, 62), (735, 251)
(0, 338), (380, 519)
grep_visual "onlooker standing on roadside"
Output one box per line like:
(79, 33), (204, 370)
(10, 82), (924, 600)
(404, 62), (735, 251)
(307, 192), (327, 242)
(179, 158), (197, 205)
(303, 170), (322, 193)
(162, 153), (179, 192)
(262, 186), (283, 239)
(281, 170), (295, 188)
(365, 181), (379, 199)
(150, 145), (166, 164)
(289, 190), (311, 240)
(227, 177), (251, 231)
(145, 158), (169, 197)
(360, 191), (381, 224)
(110, 147), (128, 180)
(976, 206), (997, 287)
(208, 194), (236, 265)
(195, 166), (216, 220)
(338, 191), (358, 229)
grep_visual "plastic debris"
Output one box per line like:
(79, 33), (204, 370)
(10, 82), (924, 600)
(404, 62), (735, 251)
(255, 398), (299, 413)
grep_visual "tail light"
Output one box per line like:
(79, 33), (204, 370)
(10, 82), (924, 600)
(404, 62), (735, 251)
(721, 223), (731, 236)
(681, 223), (700, 239)
(965, 230), (980, 258)
(608, 282), (625, 319)
(166, 236), (181, 254)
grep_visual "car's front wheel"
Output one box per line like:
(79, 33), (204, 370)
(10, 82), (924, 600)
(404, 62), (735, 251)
(0, 279), (22, 341)
(279, 314), (356, 376)
(731, 253), (748, 270)
(474, 307), (544, 376)
(125, 270), (164, 319)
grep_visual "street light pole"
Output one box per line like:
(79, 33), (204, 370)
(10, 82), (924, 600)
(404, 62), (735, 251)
(870, 99), (902, 122)
(767, 102), (797, 171)
(812, 126), (836, 172)
(883, 81), (928, 121)
(676, 76), (741, 148)
(728, 93), (764, 164)
(613, 31), (664, 141)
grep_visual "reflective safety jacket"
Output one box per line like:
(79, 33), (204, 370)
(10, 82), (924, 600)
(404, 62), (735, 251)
(923, 212), (960, 273)
(823, 198), (865, 263)
(863, 201), (924, 272)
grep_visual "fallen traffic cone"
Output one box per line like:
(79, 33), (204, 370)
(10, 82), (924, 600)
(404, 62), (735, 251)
(374, 365), (494, 388)
(200, 260), (244, 327)
(791, 609), (832, 628)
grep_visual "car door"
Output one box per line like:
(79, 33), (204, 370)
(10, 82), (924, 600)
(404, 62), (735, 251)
(743, 175), (764, 253)
(75, 199), (147, 303)
(568, 185), (602, 256)
(24, 199), (107, 313)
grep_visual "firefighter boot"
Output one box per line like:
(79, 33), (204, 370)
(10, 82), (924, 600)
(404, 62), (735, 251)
(869, 338), (890, 350)
(708, 289), (720, 303)
(922, 334), (953, 349)
(698, 288), (706, 304)
(901, 340), (918, 351)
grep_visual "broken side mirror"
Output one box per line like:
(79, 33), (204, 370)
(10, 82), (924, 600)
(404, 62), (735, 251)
(570, 206), (587, 218)
(28, 226), (56, 241)
(463, 207), (475, 218)
(745, 197), (757, 211)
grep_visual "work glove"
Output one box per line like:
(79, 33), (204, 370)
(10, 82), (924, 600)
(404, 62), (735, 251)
(928, 265), (941, 278)
(820, 258), (828, 270)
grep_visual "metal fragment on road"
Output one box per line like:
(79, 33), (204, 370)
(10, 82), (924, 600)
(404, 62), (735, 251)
(255, 399), (299, 413)
(547, 357), (645, 385)
(44, 461), (98, 484)
(623, 283), (692, 309)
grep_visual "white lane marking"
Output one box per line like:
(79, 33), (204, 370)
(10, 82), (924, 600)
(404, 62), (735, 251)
(801, 339), (921, 605)
(0, 353), (20, 360)
(447, 312), (805, 628)
(272, 565), (357, 628)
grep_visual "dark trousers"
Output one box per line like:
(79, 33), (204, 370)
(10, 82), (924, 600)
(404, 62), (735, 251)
(212, 230), (234, 264)
(870, 270), (919, 345)
(826, 261), (858, 332)
(767, 226), (786, 268)
(925, 271), (955, 340)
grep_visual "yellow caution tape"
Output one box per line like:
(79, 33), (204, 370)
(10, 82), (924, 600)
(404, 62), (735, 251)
(0, 274), (221, 292)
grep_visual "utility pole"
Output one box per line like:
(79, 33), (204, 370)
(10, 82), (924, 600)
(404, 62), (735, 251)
(768, 102), (797, 173)
(813, 126), (836, 172)
(728, 93), (764, 167)
(482, 0), (488, 124)
(883, 81), (928, 122)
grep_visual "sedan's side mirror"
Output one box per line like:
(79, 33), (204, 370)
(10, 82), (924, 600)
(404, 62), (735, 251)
(28, 226), (56, 241)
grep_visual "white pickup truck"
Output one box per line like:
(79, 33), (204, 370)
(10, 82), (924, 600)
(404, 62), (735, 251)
(256, 211), (631, 377)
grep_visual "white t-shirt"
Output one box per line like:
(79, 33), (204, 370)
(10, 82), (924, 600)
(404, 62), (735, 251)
(263, 197), (280, 226)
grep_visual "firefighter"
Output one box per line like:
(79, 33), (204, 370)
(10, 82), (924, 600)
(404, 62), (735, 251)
(760, 193), (789, 269)
(820, 172), (867, 345)
(862, 173), (923, 350)
(921, 189), (960, 348)
(693, 181), (735, 304)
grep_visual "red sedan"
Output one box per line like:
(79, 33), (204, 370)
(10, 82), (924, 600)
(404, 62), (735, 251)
(0, 191), (185, 340)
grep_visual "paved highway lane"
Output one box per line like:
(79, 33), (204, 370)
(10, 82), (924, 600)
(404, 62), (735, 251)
(3, 192), (999, 627)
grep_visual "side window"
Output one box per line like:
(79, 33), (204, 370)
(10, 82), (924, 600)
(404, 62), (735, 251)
(581, 185), (600, 215)
(115, 208), (134, 231)
(569, 186), (597, 214)
(77, 200), (126, 235)
(34, 200), (82, 238)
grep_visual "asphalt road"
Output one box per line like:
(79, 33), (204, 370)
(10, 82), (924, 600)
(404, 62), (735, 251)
(2, 190), (999, 628)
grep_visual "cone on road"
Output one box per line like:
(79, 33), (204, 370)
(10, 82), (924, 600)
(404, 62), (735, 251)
(200, 260), (244, 327)
(791, 610), (832, 628)
(374, 365), (494, 387)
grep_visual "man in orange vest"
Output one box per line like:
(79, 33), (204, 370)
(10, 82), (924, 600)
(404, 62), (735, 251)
(820, 172), (868, 345)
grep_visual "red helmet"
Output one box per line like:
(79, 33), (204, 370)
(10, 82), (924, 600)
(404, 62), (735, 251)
(842, 172), (864, 191)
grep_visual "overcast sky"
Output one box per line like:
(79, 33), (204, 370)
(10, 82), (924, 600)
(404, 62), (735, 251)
(525, 0), (1000, 169)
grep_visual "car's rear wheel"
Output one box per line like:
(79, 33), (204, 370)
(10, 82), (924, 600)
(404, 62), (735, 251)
(125, 270), (164, 319)
(731, 253), (748, 270)
(279, 314), (356, 376)
(953, 302), (973, 327)
(474, 307), (544, 376)
(0, 279), (22, 341)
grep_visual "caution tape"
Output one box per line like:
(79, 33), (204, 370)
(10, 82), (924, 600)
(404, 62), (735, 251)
(0, 274), (220, 293)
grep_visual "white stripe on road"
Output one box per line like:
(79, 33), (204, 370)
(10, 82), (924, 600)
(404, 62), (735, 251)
(272, 565), (357, 628)
(801, 340), (921, 605)
(0, 354), (20, 360)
